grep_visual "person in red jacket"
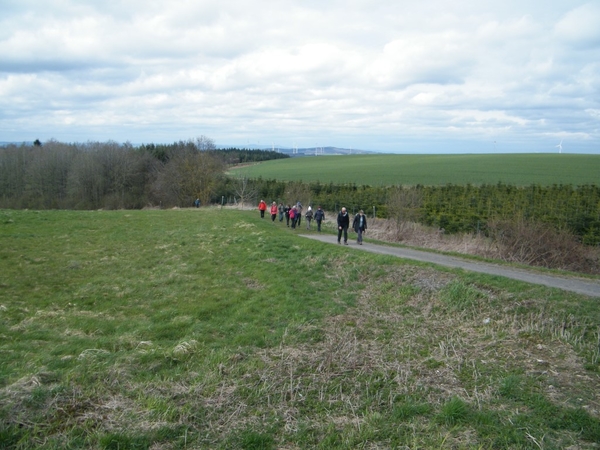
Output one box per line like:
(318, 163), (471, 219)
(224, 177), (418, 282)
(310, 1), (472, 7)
(270, 202), (278, 222)
(258, 199), (267, 218)
(289, 205), (297, 229)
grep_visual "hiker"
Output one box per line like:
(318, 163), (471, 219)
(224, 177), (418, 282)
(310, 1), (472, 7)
(270, 202), (278, 222)
(305, 206), (313, 230)
(295, 202), (303, 227)
(337, 207), (350, 244)
(194, 198), (200, 208)
(352, 210), (368, 245)
(289, 205), (297, 229)
(278, 203), (284, 222)
(284, 204), (291, 227)
(258, 199), (267, 218)
(314, 206), (325, 232)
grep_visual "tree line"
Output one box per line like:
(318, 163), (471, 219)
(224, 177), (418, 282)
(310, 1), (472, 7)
(0, 139), (287, 210)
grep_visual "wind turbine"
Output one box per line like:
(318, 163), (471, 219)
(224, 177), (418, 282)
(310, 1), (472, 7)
(556, 140), (563, 154)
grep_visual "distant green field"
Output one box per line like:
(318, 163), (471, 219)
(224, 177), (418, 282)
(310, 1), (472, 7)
(230, 154), (600, 186)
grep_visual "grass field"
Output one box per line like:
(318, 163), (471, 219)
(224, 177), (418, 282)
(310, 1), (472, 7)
(1, 208), (600, 449)
(229, 154), (600, 186)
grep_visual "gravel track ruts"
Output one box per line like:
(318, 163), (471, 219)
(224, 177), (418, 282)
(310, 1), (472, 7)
(299, 234), (600, 297)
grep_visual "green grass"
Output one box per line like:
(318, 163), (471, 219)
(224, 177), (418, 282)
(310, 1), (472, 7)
(230, 153), (600, 186)
(1, 208), (600, 449)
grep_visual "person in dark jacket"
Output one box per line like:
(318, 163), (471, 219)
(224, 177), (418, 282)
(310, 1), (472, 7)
(337, 207), (350, 244)
(295, 202), (303, 227)
(314, 206), (325, 232)
(352, 210), (367, 245)
(284, 204), (291, 227)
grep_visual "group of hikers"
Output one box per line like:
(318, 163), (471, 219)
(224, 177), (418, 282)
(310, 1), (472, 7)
(257, 200), (367, 245)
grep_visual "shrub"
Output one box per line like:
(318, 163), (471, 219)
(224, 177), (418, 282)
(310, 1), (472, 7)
(487, 218), (600, 273)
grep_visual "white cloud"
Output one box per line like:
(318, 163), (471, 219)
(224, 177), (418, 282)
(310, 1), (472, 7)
(0, 0), (598, 152)
(554, 2), (600, 49)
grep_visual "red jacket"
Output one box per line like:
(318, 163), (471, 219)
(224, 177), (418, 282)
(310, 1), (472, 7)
(258, 201), (267, 211)
(270, 204), (278, 215)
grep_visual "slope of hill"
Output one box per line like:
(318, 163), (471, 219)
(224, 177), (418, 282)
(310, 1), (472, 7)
(229, 153), (600, 186)
(1, 208), (599, 448)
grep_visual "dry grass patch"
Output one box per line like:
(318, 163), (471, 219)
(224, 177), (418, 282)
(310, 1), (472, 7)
(189, 263), (600, 446)
(367, 217), (600, 274)
(2, 261), (599, 448)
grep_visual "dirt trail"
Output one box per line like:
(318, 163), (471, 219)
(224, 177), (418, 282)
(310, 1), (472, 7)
(299, 234), (600, 297)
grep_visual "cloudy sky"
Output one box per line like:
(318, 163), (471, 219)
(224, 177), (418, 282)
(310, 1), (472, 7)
(1, 0), (599, 153)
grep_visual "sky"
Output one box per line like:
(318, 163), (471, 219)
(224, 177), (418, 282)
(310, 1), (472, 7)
(1, 0), (599, 153)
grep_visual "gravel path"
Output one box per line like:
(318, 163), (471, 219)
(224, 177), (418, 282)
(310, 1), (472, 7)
(299, 234), (600, 297)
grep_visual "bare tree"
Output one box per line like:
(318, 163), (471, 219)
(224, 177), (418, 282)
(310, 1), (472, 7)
(95, 142), (150, 209)
(285, 181), (311, 207)
(0, 145), (27, 208)
(232, 175), (259, 208)
(68, 149), (104, 209)
(67, 142), (153, 209)
(24, 140), (76, 208)
(386, 186), (424, 239)
(151, 149), (225, 207)
(195, 135), (216, 151)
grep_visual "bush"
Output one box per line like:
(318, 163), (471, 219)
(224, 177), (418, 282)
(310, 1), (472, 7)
(487, 218), (600, 273)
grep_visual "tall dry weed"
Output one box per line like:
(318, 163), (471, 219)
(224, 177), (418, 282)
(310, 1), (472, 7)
(487, 218), (600, 274)
(367, 217), (600, 275)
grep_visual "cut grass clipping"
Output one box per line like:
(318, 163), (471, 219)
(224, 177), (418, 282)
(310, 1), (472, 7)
(1, 208), (599, 449)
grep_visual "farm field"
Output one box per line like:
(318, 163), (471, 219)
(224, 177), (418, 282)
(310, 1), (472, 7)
(1, 208), (600, 449)
(229, 153), (600, 186)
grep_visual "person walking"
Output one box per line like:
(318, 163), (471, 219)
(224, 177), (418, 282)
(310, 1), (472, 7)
(270, 202), (278, 222)
(278, 203), (284, 222)
(289, 205), (297, 229)
(337, 207), (350, 244)
(314, 206), (325, 232)
(352, 210), (368, 245)
(305, 206), (313, 230)
(284, 204), (291, 227)
(295, 202), (303, 227)
(258, 199), (267, 218)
